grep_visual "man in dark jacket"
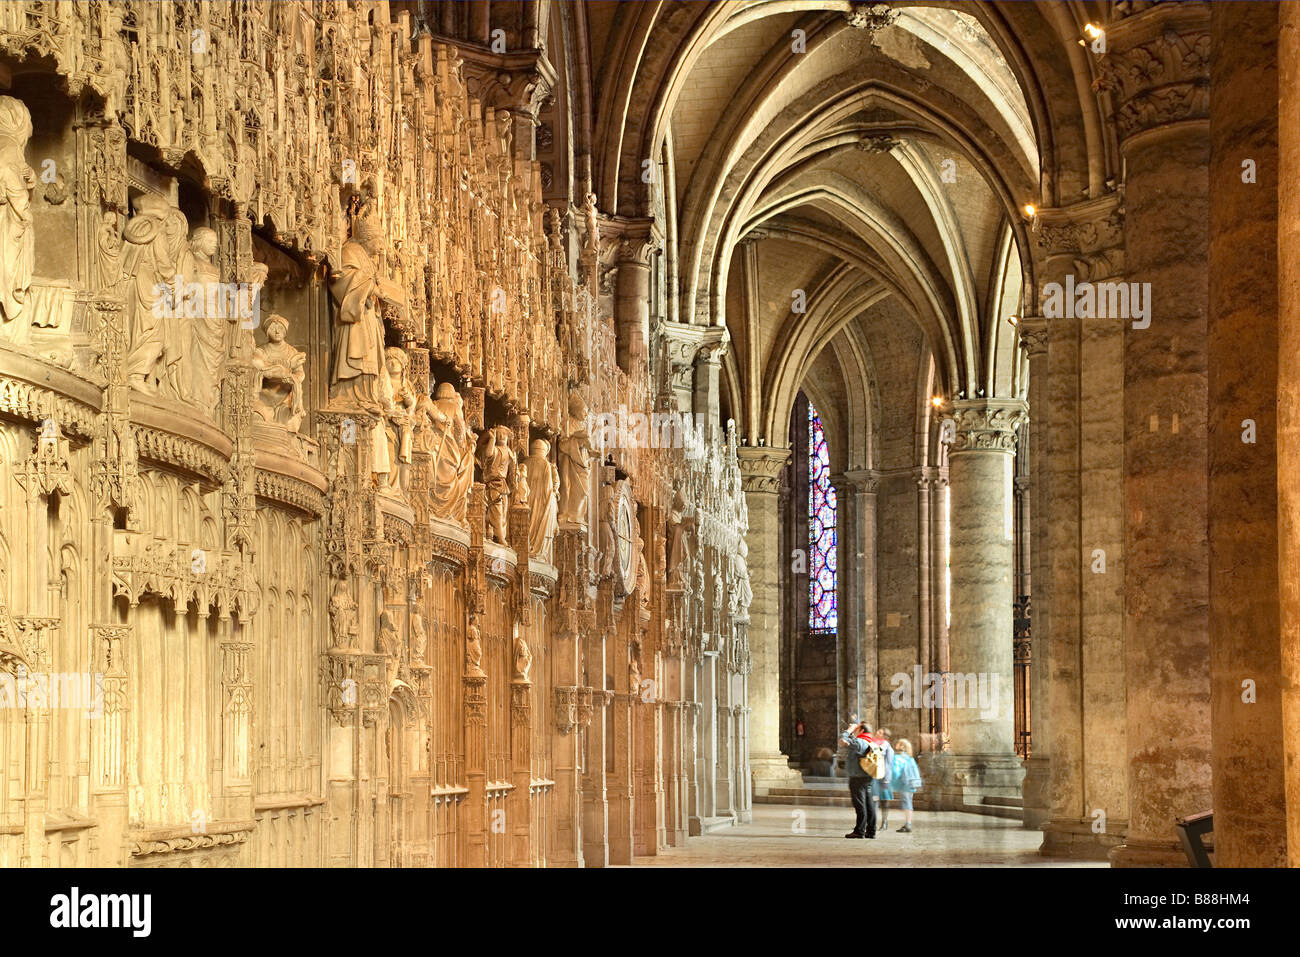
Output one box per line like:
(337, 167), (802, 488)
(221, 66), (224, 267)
(839, 719), (877, 838)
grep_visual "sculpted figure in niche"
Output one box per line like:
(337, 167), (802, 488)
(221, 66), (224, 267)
(252, 313), (306, 430)
(123, 194), (194, 400)
(635, 538), (651, 620)
(329, 215), (391, 413)
(558, 393), (593, 525)
(0, 96), (36, 339)
(427, 381), (474, 525)
(478, 425), (516, 546)
(329, 579), (357, 650)
(377, 610), (401, 686)
(409, 611), (427, 663)
(95, 210), (123, 292)
(188, 226), (227, 409)
(513, 630), (532, 684)
(381, 346), (416, 493)
(465, 613), (486, 678)
(526, 438), (559, 563)
(666, 488), (687, 588)
(598, 479), (617, 578)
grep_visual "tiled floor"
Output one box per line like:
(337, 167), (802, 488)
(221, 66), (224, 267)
(626, 804), (1106, 868)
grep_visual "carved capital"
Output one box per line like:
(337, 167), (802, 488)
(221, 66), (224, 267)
(1032, 194), (1125, 282)
(840, 468), (880, 495)
(659, 321), (730, 393)
(950, 399), (1027, 455)
(737, 446), (791, 494)
(1016, 316), (1049, 358)
(1096, 2), (1209, 144)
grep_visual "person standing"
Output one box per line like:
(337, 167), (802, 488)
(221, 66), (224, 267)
(839, 719), (877, 839)
(891, 739), (923, 833)
(872, 728), (896, 830)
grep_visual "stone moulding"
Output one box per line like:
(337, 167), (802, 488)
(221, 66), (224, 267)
(253, 444), (328, 517)
(129, 392), (233, 486)
(429, 516), (471, 567)
(378, 493), (416, 547)
(528, 558), (558, 598)
(484, 541), (518, 583)
(0, 350), (100, 440)
(130, 820), (255, 860)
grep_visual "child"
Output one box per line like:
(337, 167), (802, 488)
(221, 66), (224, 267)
(891, 738), (923, 832)
(871, 727), (895, 829)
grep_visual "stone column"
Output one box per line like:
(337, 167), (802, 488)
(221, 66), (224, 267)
(943, 399), (1025, 801)
(928, 470), (950, 748)
(1280, 0), (1300, 869)
(1033, 195), (1127, 859)
(738, 446), (803, 793)
(1101, 1), (1213, 867)
(1017, 318), (1051, 830)
(843, 469), (880, 724)
(1215, 1), (1287, 866)
(611, 221), (658, 375)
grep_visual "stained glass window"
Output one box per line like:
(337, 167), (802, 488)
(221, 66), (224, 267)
(808, 402), (837, 634)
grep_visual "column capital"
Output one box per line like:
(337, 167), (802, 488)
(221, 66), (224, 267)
(1097, 2), (1210, 146)
(600, 215), (662, 266)
(1032, 193), (1125, 281)
(839, 468), (880, 494)
(737, 446), (791, 494)
(1016, 316), (1049, 357)
(660, 321), (730, 394)
(951, 399), (1027, 455)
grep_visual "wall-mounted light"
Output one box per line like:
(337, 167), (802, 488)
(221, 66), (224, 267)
(1023, 203), (1037, 219)
(1083, 23), (1103, 39)
(931, 395), (944, 408)
(1008, 315), (1019, 326)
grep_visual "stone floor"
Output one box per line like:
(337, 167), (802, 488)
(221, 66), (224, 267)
(627, 804), (1106, 868)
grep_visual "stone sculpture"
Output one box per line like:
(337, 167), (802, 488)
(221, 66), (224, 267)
(427, 381), (474, 525)
(558, 393), (592, 525)
(513, 630), (532, 683)
(465, 613), (486, 679)
(329, 216), (390, 413)
(478, 424), (515, 546)
(0, 95), (35, 338)
(526, 438), (559, 562)
(329, 578), (357, 650)
(252, 313), (306, 430)
(188, 226), (226, 409)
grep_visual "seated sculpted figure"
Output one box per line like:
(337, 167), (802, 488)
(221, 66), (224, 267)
(252, 313), (306, 431)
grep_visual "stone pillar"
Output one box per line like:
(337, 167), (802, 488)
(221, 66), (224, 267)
(943, 399), (1025, 802)
(1279, 0), (1300, 869)
(1101, 1), (1213, 867)
(843, 469), (879, 724)
(613, 223), (657, 374)
(1017, 318), (1051, 830)
(1032, 195), (1127, 859)
(928, 471), (950, 748)
(1214, 1), (1287, 866)
(738, 446), (803, 793)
